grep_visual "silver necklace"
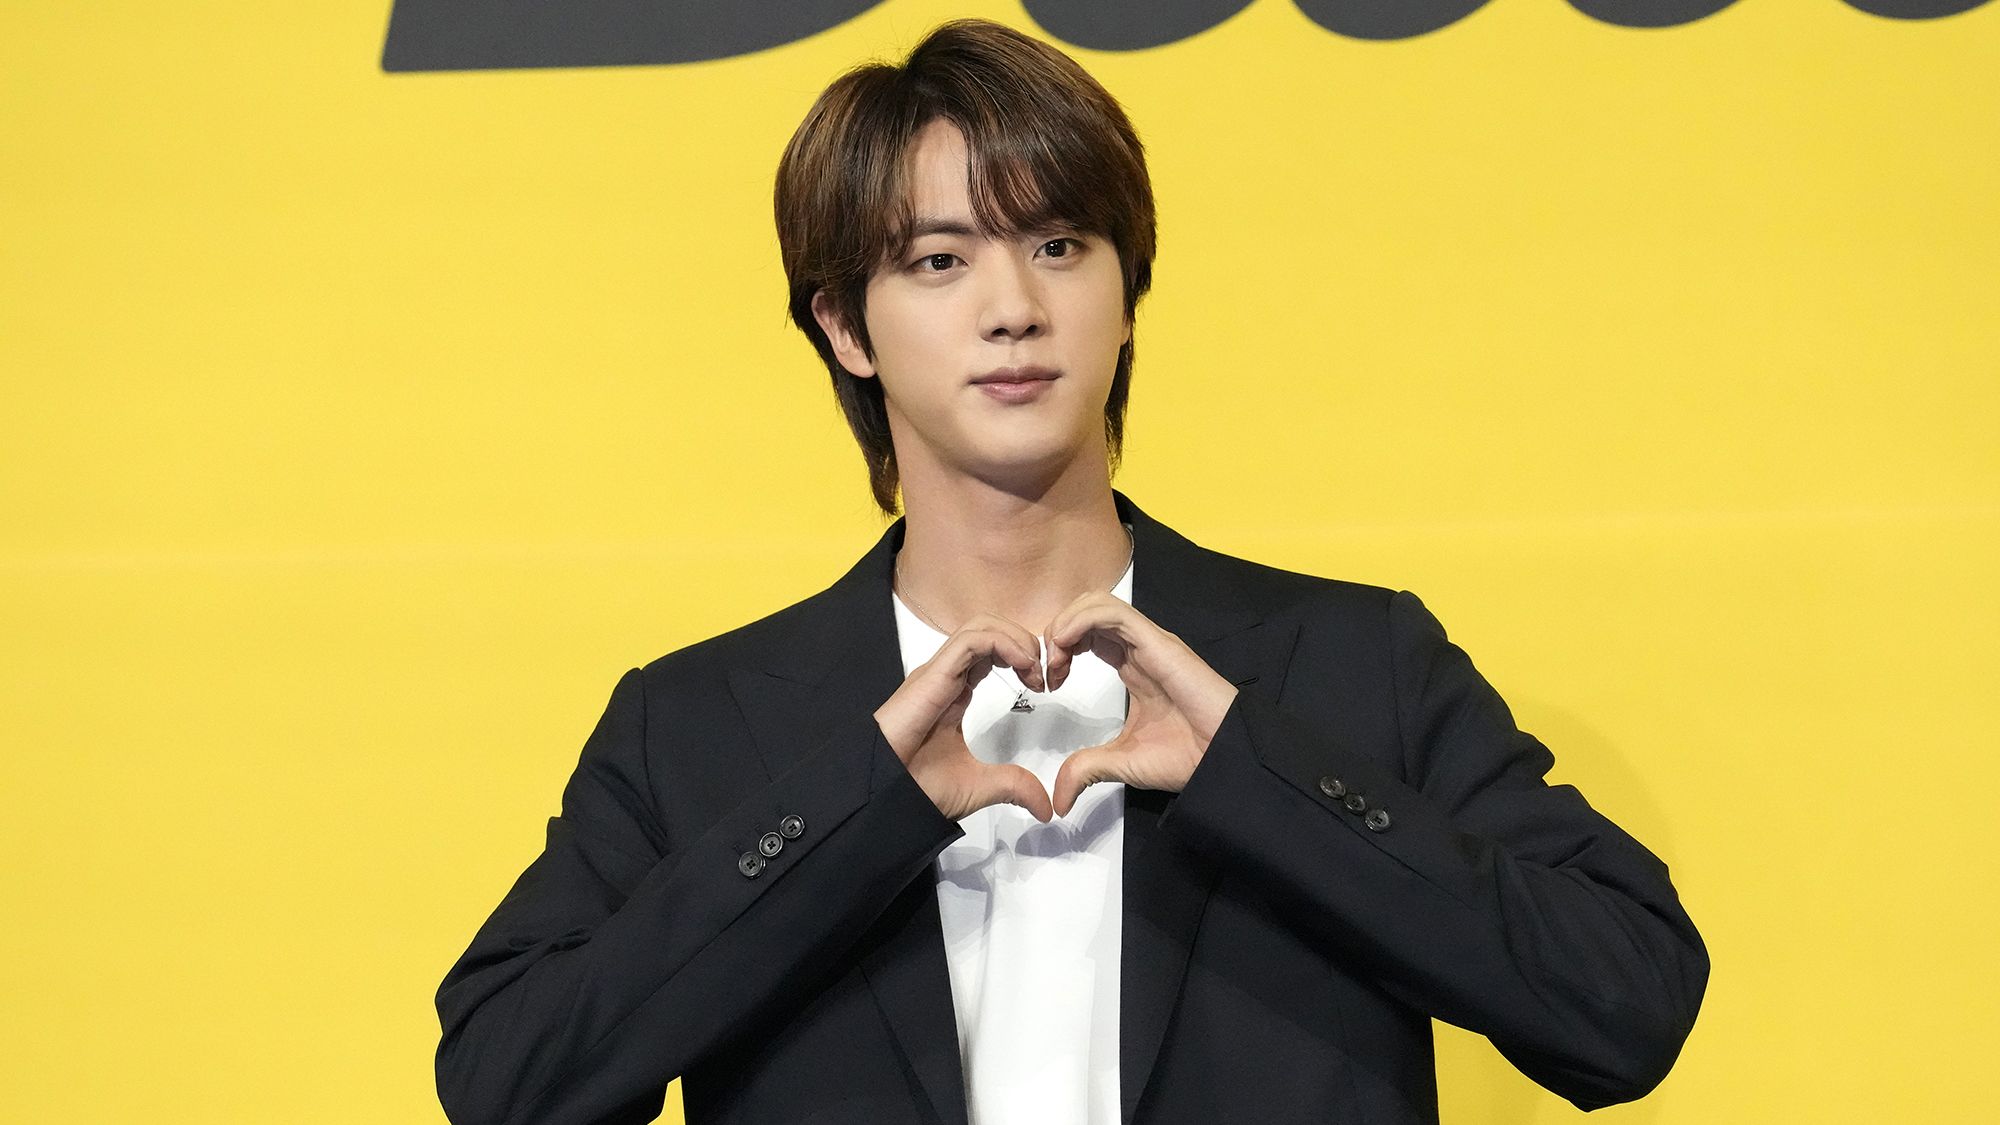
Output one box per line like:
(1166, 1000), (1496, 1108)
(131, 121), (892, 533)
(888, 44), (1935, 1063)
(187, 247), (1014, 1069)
(894, 523), (1135, 713)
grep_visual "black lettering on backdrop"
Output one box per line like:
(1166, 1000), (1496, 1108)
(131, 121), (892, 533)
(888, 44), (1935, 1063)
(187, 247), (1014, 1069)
(1842, 0), (1990, 16)
(381, 0), (885, 72)
(1291, 0), (1491, 40)
(1564, 0), (1738, 28)
(1021, 0), (1253, 51)
(381, 0), (1998, 73)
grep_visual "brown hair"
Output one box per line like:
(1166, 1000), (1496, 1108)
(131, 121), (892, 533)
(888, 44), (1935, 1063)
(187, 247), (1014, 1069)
(773, 18), (1158, 516)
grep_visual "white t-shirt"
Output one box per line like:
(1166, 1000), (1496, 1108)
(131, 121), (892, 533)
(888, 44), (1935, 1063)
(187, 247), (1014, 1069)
(891, 553), (1134, 1125)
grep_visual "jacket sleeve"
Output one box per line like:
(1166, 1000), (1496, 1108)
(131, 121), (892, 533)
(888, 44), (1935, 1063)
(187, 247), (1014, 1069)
(433, 666), (962, 1125)
(1158, 589), (1709, 1111)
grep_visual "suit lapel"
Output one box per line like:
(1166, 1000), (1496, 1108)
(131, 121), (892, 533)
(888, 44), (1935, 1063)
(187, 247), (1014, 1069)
(1117, 493), (1299, 1123)
(722, 492), (1299, 1125)
(859, 877), (970, 1125)
(724, 509), (907, 778)
(724, 516), (974, 1125)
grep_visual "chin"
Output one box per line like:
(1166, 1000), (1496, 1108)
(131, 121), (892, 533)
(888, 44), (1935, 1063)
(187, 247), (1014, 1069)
(964, 432), (1098, 483)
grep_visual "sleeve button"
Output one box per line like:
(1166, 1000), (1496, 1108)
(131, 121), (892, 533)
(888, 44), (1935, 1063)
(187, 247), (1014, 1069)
(737, 852), (766, 878)
(1364, 808), (1392, 832)
(779, 814), (805, 839)
(1317, 776), (1346, 800)
(758, 831), (784, 858)
(1343, 793), (1368, 814)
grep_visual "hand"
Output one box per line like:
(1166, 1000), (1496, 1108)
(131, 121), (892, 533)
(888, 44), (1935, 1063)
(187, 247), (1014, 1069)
(1044, 593), (1239, 817)
(873, 613), (1055, 823)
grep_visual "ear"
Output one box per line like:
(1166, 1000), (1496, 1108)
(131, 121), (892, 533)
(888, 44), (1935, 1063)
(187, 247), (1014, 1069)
(811, 289), (877, 379)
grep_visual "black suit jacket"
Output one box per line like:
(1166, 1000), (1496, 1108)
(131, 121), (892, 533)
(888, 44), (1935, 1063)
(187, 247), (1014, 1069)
(435, 491), (1708, 1125)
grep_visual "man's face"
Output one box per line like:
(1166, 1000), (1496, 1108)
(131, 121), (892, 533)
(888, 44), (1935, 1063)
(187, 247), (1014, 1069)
(813, 119), (1132, 495)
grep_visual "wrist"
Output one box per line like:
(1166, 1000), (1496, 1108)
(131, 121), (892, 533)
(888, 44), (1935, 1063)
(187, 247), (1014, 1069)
(872, 708), (916, 766)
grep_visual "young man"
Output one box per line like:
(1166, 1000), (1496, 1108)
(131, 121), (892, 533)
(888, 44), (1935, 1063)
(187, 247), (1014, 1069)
(434, 19), (1707, 1125)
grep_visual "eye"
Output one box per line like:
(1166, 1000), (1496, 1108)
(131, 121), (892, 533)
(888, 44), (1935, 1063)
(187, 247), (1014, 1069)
(913, 252), (960, 273)
(1041, 237), (1079, 258)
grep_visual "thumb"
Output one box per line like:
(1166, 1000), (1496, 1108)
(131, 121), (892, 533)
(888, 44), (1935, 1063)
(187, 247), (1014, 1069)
(937, 681), (974, 730)
(1052, 744), (1115, 819)
(984, 763), (1053, 823)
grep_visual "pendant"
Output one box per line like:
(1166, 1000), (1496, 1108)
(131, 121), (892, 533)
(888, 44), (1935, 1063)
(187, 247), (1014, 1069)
(1011, 688), (1035, 713)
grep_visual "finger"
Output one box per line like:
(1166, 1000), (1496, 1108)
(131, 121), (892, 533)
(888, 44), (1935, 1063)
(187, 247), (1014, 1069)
(963, 617), (1047, 692)
(1089, 631), (1130, 674)
(933, 623), (1044, 693)
(1046, 599), (1147, 690)
(984, 763), (1053, 823)
(1052, 744), (1116, 818)
(939, 677), (975, 724)
(1042, 590), (1113, 664)
(986, 643), (1046, 694)
(966, 613), (1047, 691)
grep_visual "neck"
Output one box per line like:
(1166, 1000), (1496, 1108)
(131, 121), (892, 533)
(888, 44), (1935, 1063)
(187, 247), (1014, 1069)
(893, 465), (1129, 639)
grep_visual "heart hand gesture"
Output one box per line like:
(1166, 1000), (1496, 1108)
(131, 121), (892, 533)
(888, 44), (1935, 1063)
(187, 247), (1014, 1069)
(872, 612), (1056, 823)
(1044, 592), (1238, 817)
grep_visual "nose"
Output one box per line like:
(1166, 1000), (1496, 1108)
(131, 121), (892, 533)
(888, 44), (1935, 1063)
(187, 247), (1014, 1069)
(980, 252), (1046, 342)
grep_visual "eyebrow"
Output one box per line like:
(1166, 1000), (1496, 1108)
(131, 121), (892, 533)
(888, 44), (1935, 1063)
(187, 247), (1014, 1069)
(904, 216), (981, 240)
(902, 215), (1082, 246)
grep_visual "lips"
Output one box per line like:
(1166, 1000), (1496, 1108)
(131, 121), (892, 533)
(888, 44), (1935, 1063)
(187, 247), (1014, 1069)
(970, 365), (1059, 385)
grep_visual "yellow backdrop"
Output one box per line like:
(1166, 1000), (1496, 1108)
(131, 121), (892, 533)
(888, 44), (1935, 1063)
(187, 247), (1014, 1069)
(3, 1), (1995, 1121)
